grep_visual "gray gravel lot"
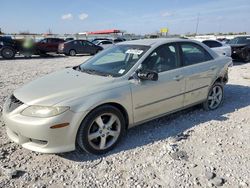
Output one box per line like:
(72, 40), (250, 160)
(0, 55), (250, 188)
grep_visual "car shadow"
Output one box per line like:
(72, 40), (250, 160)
(233, 60), (248, 66)
(58, 84), (250, 162)
(0, 54), (67, 61)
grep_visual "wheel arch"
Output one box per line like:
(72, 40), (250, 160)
(69, 49), (77, 54)
(213, 74), (228, 85)
(78, 102), (130, 131)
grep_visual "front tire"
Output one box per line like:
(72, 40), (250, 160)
(242, 49), (250, 62)
(76, 105), (126, 155)
(1, 47), (15, 59)
(203, 83), (224, 111)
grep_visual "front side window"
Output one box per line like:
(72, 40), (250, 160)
(79, 45), (149, 77)
(39, 39), (47, 43)
(141, 44), (180, 73)
(180, 43), (212, 66)
(228, 37), (250, 45)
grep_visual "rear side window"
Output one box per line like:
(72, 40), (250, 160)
(180, 43), (213, 66)
(202, 40), (222, 48)
(53, 38), (64, 43)
(101, 41), (113, 45)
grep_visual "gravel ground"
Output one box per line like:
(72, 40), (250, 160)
(0, 55), (250, 188)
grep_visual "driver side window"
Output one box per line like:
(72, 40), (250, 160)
(141, 44), (179, 73)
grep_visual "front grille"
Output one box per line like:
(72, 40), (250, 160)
(6, 95), (24, 112)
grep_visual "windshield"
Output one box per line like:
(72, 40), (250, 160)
(79, 44), (150, 77)
(228, 37), (250, 44)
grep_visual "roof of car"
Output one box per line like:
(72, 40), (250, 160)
(120, 38), (191, 46)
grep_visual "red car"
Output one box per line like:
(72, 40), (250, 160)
(35, 38), (65, 55)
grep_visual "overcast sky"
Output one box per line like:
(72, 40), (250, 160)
(1, 0), (250, 34)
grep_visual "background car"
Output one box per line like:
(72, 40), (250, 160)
(227, 36), (250, 62)
(113, 38), (126, 43)
(93, 40), (114, 49)
(35, 38), (65, 56)
(58, 39), (103, 56)
(198, 39), (231, 57)
(91, 38), (111, 43)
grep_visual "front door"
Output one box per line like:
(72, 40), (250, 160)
(130, 43), (185, 123)
(178, 42), (217, 106)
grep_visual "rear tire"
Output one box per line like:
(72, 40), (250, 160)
(76, 105), (126, 155)
(38, 50), (48, 57)
(203, 83), (224, 111)
(69, 49), (76, 56)
(1, 47), (15, 59)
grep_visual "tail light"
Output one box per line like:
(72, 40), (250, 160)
(59, 44), (64, 50)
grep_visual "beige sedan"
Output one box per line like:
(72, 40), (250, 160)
(2, 39), (232, 154)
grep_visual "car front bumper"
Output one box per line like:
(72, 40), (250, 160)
(2, 103), (85, 153)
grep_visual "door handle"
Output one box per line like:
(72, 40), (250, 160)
(209, 66), (216, 71)
(173, 75), (184, 81)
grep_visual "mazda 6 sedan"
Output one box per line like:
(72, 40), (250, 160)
(2, 38), (232, 155)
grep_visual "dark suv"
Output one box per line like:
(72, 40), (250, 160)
(228, 36), (250, 62)
(35, 38), (65, 55)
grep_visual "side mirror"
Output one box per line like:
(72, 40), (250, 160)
(137, 70), (158, 81)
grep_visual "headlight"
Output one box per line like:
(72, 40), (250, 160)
(21, 106), (70, 118)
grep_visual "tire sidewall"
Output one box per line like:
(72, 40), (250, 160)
(1, 47), (15, 59)
(76, 105), (126, 155)
(69, 49), (76, 56)
(203, 83), (224, 111)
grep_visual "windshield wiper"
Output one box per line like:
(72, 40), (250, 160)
(80, 68), (113, 77)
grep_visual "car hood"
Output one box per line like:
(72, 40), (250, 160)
(14, 68), (115, 106)
(229, 44), (247, 48)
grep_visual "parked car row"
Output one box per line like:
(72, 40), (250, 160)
(0, 37), (126, 59)
(1, 35), (250, 62)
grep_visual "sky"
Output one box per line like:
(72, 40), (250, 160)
(0, 0), (250, 35)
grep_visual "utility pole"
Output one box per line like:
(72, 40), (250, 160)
(195, 13), (200, 36)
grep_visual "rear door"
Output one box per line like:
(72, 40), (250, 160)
(73, 40), (82, 53)
(36, 38), (48, 52)
(178, 42), (216, 106)
(51, 39), (63, 52)
(46, 38), (57, 52)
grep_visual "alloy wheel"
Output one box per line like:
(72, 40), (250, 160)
(2, 48), (14, 58)
(87, 113), (121, 150)
(208, 85), (223, 109)
(70, 50), (76, 56)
